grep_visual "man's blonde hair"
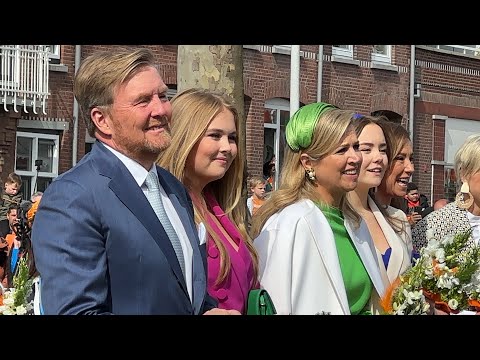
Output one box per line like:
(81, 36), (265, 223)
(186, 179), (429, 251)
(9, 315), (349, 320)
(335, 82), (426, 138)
(74, 47), (157, 137)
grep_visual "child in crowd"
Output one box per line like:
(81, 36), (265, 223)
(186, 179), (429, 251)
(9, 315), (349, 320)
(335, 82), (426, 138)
(0, 173), (23, 231)
(247, 176), (267, 216)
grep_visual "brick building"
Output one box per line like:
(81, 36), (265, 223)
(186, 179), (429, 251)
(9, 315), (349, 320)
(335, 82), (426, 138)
(1, 45), (479, 204)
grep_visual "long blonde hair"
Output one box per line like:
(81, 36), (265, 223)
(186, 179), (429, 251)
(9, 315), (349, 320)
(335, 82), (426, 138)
(251, 107), (359, 238)
(158, 88), (258, 284)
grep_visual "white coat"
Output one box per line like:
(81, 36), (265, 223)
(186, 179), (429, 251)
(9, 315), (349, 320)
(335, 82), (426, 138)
(254, 199), (386, 315)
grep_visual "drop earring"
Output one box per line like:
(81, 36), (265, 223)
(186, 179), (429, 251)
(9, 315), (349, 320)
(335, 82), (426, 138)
(305, 168), (316, 182)
(455, 182), (474, 209)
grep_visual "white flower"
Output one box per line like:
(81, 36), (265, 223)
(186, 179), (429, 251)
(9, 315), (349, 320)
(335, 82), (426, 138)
(2, 308), (15, 315)
(441, 234), (455, 246)
(15, 305), (27, 315)
(393, 301), (407, 315)
(2, 296), (14, 306)
(434, 248), (446, 263)
(448, 299), (459, 310)
(422, 301), (431, 314)
(385, 230), (480, 315)
(424, 239), (441, 254)
(437, 272), (460, 289)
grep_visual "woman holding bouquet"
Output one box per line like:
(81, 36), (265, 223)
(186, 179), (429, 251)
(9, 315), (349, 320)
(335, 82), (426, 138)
(412, 134), (480, 252)
(251, 103), (386, 315)
(158, 88), (259, 314)
(345, 116), (414, 288)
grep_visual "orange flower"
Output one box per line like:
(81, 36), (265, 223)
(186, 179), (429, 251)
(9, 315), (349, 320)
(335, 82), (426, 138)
(380, 276), (402, 313)
(468, 298), (480, 311)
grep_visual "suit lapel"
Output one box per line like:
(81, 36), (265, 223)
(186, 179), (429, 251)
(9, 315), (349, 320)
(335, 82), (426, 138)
(92, 142), (189, 296)
(160, 175), (206, 314)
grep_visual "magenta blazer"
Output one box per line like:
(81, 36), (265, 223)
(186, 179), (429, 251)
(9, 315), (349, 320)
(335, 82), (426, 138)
(204, 191), (257, 314)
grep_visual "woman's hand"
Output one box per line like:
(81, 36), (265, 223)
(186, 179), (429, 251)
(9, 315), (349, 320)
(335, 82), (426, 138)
(203, 308), (241, 315)
(407, 212), (422, 226)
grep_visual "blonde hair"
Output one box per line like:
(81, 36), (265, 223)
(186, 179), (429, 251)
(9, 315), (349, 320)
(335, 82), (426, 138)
(158, 88), (258, 285)
(248, 176), (266, 191)
(251, 108), (359, 238)
(455, 133), (480, 183)
(4, 172), (22, 187)
(74, 47), (157, 137)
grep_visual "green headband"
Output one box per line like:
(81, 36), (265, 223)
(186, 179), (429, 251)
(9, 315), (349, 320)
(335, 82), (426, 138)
(286, 102), (337, 151)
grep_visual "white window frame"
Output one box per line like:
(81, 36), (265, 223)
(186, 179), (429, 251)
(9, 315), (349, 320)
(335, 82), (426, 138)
(371, 45), (391, 64)
(264, 98), (290, 190)
(424, 45), (480, 57)
(272, 45), (292, 55)
(45, 45), (60, 62)
(15, 131), (59, 196)
(332, 45), (353, 58)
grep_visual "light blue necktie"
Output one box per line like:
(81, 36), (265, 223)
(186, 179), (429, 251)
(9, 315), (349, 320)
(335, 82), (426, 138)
(144, 171), (186, 277)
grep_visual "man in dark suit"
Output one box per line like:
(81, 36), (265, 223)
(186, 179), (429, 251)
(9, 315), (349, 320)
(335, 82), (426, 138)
(31, 48), (239, 315)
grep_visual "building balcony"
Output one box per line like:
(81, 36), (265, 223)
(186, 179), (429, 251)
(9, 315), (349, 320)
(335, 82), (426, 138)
(0, 45), (50, 115)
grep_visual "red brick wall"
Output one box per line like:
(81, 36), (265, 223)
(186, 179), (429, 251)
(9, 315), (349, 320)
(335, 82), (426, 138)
(432, 118), (445, 202)
(0, 111), (20, 181)
(242, 45), (412, 177)
(413, 47), (480, 201)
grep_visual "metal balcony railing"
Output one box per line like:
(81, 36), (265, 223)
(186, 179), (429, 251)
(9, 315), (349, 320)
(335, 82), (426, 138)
(0, 45), (50, 115)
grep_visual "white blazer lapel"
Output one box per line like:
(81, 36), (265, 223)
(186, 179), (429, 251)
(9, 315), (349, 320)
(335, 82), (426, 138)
(306, 205), (350, 314)
(368, 197), (406, 284)
(345, 219), (386, 298)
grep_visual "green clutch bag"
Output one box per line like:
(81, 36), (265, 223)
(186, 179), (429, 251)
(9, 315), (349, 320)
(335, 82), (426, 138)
(246, 289), (277, 315)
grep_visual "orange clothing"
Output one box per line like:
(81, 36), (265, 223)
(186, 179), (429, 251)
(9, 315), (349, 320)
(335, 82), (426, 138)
(5, 233), (15, 249)
(252, 197), (265, 216)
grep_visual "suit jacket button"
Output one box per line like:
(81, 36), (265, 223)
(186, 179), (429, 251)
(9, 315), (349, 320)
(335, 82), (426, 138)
(216, 288), (228, 301)
(208, 246), (219, 259)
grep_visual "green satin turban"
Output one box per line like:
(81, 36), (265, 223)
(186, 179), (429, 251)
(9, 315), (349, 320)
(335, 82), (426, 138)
(285, 102), (337, 152)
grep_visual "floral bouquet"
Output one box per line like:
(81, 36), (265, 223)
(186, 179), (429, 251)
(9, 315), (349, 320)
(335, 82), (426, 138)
(381, 229), (480, 315)
(0, 255), (34, 315)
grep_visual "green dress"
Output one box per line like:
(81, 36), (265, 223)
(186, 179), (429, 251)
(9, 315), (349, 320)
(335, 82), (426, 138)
(317, 203), (373, 315)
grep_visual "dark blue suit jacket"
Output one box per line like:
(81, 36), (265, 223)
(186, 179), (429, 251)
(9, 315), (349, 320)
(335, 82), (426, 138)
(31, 141), (216, 314)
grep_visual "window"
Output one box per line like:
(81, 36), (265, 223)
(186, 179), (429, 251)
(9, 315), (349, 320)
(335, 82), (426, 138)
(272, 45), (292, 55)
(332, 45), (353, 58)
(15, 131), (59, 199)
(443, 118), (480, 202)
(264, 98), (290, 190)
(425, 45), (480, 57)
(44, 45), (60, 63)
(444, 166), (457, 203)
(371, 45), (391, 64)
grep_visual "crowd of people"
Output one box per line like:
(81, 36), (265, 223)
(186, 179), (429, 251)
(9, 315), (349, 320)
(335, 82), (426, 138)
(1, 47), (479, 315)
